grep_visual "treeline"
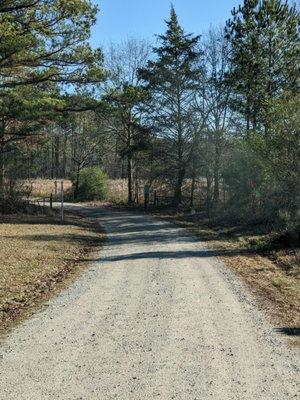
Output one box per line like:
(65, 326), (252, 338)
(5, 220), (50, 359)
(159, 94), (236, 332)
(1, 0), (299, 228)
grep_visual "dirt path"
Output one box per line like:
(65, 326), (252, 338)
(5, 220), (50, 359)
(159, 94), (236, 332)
(0, 205), (299, 399)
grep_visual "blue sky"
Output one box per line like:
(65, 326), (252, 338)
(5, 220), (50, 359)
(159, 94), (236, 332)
(90, 0), (243, 48)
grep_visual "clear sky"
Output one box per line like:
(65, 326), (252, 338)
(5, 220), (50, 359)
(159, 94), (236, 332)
(90, 0), (244, 48)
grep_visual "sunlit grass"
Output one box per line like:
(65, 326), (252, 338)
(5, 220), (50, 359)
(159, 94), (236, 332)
(0, 213), (104, 335)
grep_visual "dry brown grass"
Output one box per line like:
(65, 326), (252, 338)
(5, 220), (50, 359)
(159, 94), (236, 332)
(106, 178), (207, 205)
(107, 179), (128, 203)
(0, 212), (104, 338)
(25, 178), (126, 202)
(206, 237), (300, 329)
(23, 178), (206, 205)
(23, 179), (73, 198)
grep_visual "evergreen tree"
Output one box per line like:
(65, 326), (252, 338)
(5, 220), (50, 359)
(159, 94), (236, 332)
(225, 0), (299, 131)
(0, 0), (103, 88)
(139, 6), (201, 206)
(226, 0), (266, 130)
(0, 0), (105, 208)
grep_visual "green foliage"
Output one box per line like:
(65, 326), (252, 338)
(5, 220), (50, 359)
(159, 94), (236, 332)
(259, 94), (299, 217)
(139, 6), (201, 205)
(0, 0), (105, 132)
(225, 0), (300, 129)
(73, 167), (108, 201)
(222, 141), (267, 221)
(105, 84), (151, 159)
(0, 0), (104, 88)
(0, 0), (106, 209)
(221, 0), (300, 223)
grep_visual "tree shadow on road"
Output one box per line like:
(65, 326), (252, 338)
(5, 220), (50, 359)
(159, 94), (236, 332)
(77, 247), (255, 263)
(274, 327), (300, 337)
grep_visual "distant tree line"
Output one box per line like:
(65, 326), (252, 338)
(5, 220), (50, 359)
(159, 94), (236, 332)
(1, 0), (299, 228)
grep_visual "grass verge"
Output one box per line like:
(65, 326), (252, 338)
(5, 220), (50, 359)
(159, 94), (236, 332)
(0, 212), (105, 341)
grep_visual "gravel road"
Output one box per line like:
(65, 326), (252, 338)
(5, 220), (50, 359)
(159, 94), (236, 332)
(0, 205), (299, 399)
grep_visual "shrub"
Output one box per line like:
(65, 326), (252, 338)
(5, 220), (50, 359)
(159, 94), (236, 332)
(73, 167), (108, 201)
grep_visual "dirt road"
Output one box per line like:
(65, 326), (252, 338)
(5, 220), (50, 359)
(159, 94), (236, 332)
(0, 206), (299, 399)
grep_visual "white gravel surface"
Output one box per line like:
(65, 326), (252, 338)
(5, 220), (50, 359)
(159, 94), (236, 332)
(0, 205), (299, 399)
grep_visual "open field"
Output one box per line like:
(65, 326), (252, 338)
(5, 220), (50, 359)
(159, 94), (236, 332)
(107, 179), (128, 203)
(23, 178), (207, 206)
(23, 178), (129, 203)
(0, 212), (104, 339)
(23, 179), (73, 199)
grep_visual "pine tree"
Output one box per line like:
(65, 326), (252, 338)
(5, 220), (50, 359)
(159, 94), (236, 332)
(225, 0), (265, 130)
(256, 0), (300, 100)
(225, 0), (299, 132)
(139, 6), (201, 206)
(0, 0), (104, 89)
(0, 0), (105, 209)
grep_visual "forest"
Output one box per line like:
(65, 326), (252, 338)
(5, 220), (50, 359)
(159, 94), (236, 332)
(0, 0), (299, 233)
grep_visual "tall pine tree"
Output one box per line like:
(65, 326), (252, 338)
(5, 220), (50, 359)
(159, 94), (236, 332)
(139, 6), (200, 206)
(0, 0), (105, 209)
(225, 0), (299, 132)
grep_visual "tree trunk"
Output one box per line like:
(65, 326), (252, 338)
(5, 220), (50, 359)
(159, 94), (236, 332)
(0, 144), (4, 213)
(190, 173), (196, 208)
(174, 135), (185, 207)
(173, 74), (185, 208)
(74, 165), (80, 200)
(246, 81), (251, 131)
(54, 135), (60, 178)
(51, 140), (55, 179)
(62, 136), (67, 178)
(206, 173), (213, 219)
(121, 158), (125, 179)
(127, 155), (133, 205)
(0, 118), (5, 213)
(190, 151), (196, 208)
(213, 135), (220, 207)
(174, 167), (184, 207)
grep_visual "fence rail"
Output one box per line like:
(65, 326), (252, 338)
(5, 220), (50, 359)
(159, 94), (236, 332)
(153, 195), (174, 207)
(26, 193), (53, 210)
